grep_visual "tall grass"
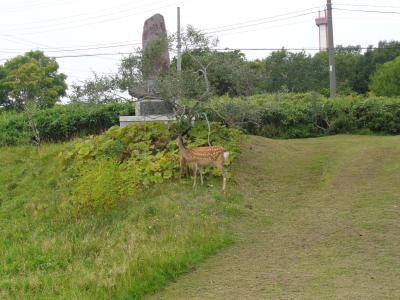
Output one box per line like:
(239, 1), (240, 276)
(0, 123), (242, 299)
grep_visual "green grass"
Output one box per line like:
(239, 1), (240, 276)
(0, 142), (242, 299)
(149, 134), (400, 299)
(2, 134), (400, 299)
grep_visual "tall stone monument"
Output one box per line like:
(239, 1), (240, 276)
(120, 13), (175, 127)
(142, 13), (170, 79)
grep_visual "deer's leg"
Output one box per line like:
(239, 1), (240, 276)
(180, 156), (185, 177)
(192, 163), (198, 188)
(180, 156), (191, 177)
(199, 168), (204, 185)
(222, 168), (227, 191)
(216, 161), (226, 191)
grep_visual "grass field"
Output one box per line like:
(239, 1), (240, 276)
(1, 134), (400, 299)
(149, 134), (400, 299)
(0, 143), (242, 299)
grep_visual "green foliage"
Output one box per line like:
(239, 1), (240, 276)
(369, 56), (400, 96)
(359, 41), (400, 94)
(0, 102), (135, 146)
(0, 50), (67, 110)
(251, 42), (400, 95)
(170, 50), (263, 97)
(61, 122), (241, 211)
(0, 111), (30, 145)
(0, 136), (242, 299)
(209, 93), (400, 138)
(262, 50), (318, 93)
(68, 73), (125, 104)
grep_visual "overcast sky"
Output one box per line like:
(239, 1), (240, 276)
(0, 0), (399, 94)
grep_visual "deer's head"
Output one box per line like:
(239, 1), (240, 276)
(176, 127), (191, 147)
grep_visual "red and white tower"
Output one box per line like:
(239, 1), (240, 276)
(315, 10), (328, 51)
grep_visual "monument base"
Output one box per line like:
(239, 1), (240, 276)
(119, 115), (176, 127)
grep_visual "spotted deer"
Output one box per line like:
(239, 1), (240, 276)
(176, 128), (229, 190)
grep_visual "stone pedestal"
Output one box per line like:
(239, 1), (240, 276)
(135, 99), (173, 115)
(119, 114), (176, 127)
(119, 99), (175, 127)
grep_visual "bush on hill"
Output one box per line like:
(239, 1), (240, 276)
(208, 93), (400, 138)
(1, 93), (399, 147)
(0, 102), (134, 146)
(0, 121), (242, 299)
(61, 122), (241, 211)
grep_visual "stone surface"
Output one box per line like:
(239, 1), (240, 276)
(118, 14), (174, 127)
(119, 115), (176, 127)
(135, 99), (173, 116)
(142, 13), (170, 79)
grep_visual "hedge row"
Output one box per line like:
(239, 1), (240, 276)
(1, 94), (399, 146)
(209, 93), (400, 138)
(0, 102), (135, 146)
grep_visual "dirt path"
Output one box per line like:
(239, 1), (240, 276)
(147, 135), (400, 299)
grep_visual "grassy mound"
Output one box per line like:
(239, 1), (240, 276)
(0, 122), (242, 299)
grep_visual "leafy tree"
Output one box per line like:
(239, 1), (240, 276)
(357, 41), (400, 94)
(69, 73), (128, 104)
(68, 27), (214, 124)
(310, 51), (329, 94)
(284, 51), (314, 92)
(206, 51), (263, 96)
(262, 49), (316, 93)
(258, 42), (400, 95)
(0, 51), (67, 111)
(335, 45), (363, 94)
(369, 55), (400, 96)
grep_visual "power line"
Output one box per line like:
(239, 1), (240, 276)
(0, 34), (127, 62)
(215, 48), (321, 51)
(1, 0), (171, 31)
(201, 6), (320, 32)
(2, 0), (148, 20)
(52, 52), (132, 59)
(49, 45), (400, 59)
(0, 0), (77, 13)
(0, 42), (142, 54)
(334, 3), (400, 10)
(0, 1), (180, 35)
(2, 45), (399, 63)
(204, 11), (318, 35)
(216, 46), (400, 51)
(213, 20), (310, 38)
(45, 42), (141, 53)
(0, 39), (142, 52)
(334, 7), (400, 15)
(1, 8), (317, 52)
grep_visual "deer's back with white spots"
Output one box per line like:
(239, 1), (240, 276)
(176, 129), (229, 190)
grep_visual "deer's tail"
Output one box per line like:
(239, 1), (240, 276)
(223, 151), (229, 161)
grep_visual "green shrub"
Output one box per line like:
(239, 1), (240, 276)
(0, 111), (30, 145)
(0, 102), (135, 146)
(208, 93), (400, 138)
(370, 56), (400, 96)
(62, 122), (241, 212)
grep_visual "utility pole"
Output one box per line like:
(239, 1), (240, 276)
(177, 7), (182, 75)
(327, 0), (336, 97)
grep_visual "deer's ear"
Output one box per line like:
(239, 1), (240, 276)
(181, 127), (191, 137)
